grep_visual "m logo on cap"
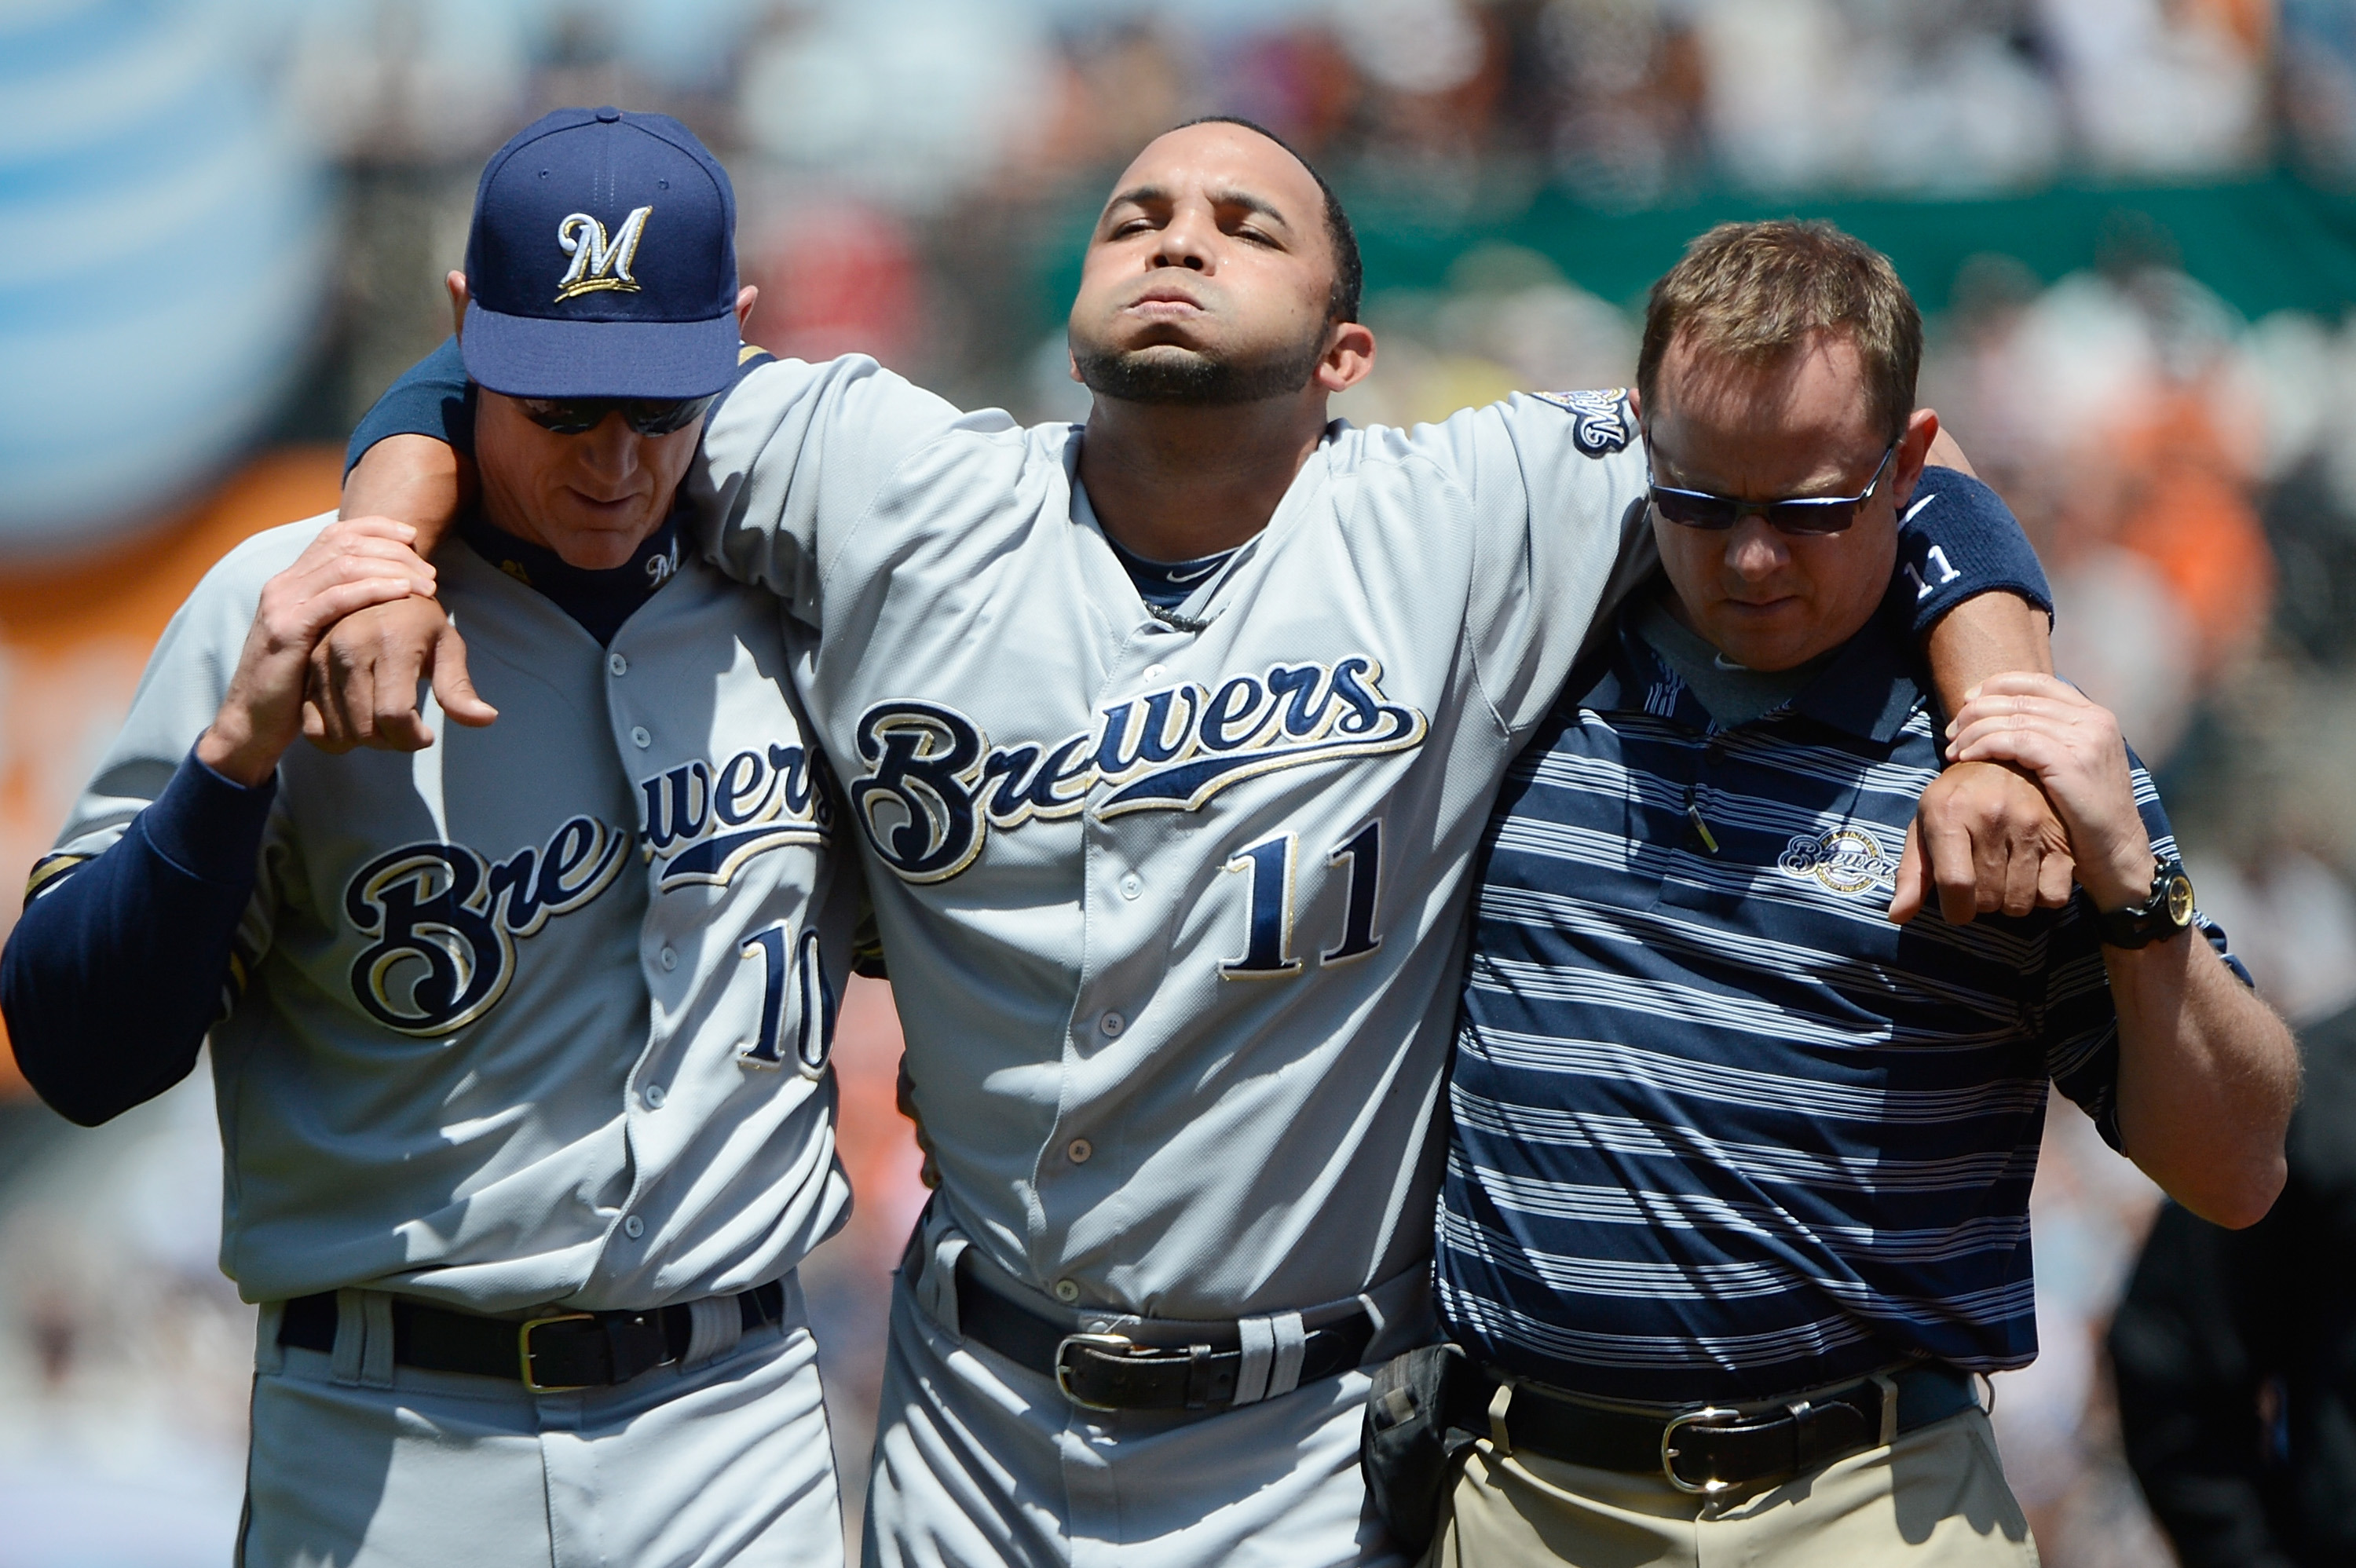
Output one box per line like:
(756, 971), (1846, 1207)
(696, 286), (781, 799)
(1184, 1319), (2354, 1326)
(554, 206), (653, 302)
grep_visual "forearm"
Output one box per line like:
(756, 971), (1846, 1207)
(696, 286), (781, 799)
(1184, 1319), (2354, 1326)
(1923, 589), (2052, 718)
(2112, 934), (2298, 1228)
(1, 754), (270, 1125)
(341, 434), (470, 557)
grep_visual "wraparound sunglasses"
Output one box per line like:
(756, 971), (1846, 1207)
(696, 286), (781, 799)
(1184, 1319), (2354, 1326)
(514, 393), (718, 437)
(1644, 437), (1897, 535)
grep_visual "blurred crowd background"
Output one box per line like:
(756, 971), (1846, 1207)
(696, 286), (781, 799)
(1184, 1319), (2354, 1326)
(9, 0), (2356, 1563)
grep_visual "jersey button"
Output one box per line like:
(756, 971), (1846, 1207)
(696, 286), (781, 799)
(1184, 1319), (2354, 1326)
(609, 652), (629, 677)
(659, 946), (679, 971)
(1098, 1011), (1125, 1037)
(1052, 1279), (1082, 1304)
(1142, 664), (1165, 682)
(622, 1215), (646, 1240)
(1118, 874), (1142, 901)
(631, 726), (652, 748)
(643, 1084), (667, 1109)
(1066, 1137), (1092, 1164)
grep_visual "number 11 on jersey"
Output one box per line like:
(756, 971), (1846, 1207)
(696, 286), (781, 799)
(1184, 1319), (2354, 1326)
(1220, 820), (1383, 980)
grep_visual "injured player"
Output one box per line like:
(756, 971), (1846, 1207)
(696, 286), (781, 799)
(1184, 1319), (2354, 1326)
(2, 109), (863, 1566)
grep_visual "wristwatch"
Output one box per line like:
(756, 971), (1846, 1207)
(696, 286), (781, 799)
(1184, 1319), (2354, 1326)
(2096, 857), (2196, 949)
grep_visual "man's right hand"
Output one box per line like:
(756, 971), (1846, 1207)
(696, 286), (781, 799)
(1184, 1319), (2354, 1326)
(196, 519), (438, 787)
(303, 593), (496, 752)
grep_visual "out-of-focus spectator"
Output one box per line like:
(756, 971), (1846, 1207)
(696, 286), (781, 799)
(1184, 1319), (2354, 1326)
(2040, 0), (2271, 176)
(1528, 0), (1707, 206)
(1683, 1), (2065, 193)
(1331, 0), (1505, 190)
(2283, 0), (2356, 175)
(742, 200), (926, 371)
(734, 1), (1059, 214)
(1335, 245), (1636, 427)
(0, 1076), (253, 1567)
(1989, 1101), (2180, 1566)
(2184, 850), (2356, 1023)
(1922, 260), (2273, 766)
(2110, 1001), (2356, 1567)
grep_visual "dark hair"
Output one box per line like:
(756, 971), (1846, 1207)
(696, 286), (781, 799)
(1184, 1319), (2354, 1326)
(1637, 220), (1922, 441)
(1169, 115), (1363, 326)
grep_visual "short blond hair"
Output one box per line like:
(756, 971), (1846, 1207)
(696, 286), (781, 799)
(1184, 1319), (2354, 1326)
(1637, 220), (1921, 440)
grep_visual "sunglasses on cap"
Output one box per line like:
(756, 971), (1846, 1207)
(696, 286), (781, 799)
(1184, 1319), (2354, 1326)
(1644, 436), (1897, 536)
(513, 393), (718, 437)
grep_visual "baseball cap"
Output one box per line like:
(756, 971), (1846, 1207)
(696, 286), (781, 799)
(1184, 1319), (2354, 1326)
(459, 106), (740, 400)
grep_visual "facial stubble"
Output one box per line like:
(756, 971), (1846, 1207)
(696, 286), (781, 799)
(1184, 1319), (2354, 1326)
(1071, 324), (1330, 407)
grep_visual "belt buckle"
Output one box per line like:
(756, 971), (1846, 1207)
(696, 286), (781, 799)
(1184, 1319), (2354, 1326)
(1661, 1405), (1744, 1495)
(518, 1311), (598, 1393)
(1054, 1332), (1143, 1412)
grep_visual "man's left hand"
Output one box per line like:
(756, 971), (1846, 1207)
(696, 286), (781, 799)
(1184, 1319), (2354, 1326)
(1944, 672), (2156, 911)
(1890, 758), (2076, 925)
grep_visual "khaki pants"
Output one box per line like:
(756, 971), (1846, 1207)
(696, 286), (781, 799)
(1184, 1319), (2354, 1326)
(1428, 1409), (2038, 1567)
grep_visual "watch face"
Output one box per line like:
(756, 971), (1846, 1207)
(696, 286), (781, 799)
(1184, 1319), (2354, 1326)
(2165, 872), (2196, 927)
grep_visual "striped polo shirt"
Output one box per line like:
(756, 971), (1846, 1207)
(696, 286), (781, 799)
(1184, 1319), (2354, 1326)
(1436, 600), (2233, 1405)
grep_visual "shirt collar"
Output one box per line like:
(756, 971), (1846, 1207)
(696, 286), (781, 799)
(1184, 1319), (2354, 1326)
(1576, 592), (1924, 744)
(456, 496), (686, 645)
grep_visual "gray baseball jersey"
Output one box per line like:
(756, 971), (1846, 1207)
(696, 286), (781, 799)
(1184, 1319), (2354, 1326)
(49, 516), (859, 1314)
(693, 356), (1654, 1320)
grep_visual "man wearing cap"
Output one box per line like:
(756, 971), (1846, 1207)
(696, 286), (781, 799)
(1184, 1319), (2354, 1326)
(2, 109), (862, 1566)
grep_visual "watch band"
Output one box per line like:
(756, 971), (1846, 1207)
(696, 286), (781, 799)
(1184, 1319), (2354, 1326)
(2096, 857), (2195, 949)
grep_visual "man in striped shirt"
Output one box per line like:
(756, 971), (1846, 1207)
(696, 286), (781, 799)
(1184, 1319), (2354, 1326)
(1420, 223), (2299, 1564)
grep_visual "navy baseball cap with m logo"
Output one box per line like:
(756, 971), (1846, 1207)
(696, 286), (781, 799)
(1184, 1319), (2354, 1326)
(460, 106), (740, 400)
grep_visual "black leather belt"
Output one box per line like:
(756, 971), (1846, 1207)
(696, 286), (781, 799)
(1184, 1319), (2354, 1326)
(278, 1281), (785, 1393)
(1474, 1362), (1979, 1494)
(953, 1254), (1376, 1413)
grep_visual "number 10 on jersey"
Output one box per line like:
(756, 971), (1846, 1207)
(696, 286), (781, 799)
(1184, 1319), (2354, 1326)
(739, 922), (836, 1076)
(1220, 820), (1382, 979)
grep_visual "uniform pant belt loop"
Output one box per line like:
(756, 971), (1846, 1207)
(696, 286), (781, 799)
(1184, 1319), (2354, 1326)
(681, 1294), (744, 1369)
(328, 1288), (368, 1387)
(919, 1231), (970, 1337)
(358, 1290), (397, 1388)
(1233, 1315), (1275, 1405)
(1228, 1310), (1308, 1405)
(1268, 1310), (1308, 1399)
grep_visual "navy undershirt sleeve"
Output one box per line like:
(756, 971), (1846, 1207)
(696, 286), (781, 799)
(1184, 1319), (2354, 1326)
(345, 335), (473, 477)
(2, 751), (275, 1126)
(1891, 465), (2053, 634)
